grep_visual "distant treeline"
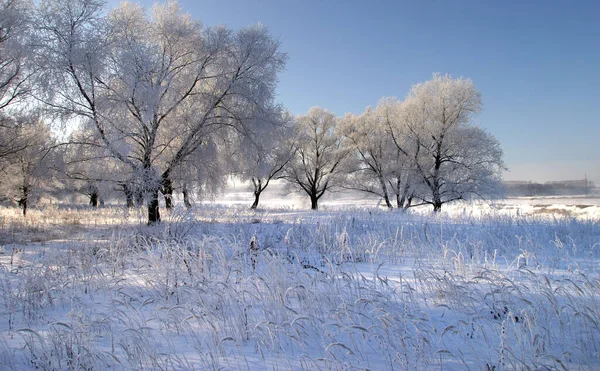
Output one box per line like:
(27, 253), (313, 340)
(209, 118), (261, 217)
(504, 179), (598, 197)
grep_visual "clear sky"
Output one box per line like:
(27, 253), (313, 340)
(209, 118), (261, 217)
(107, 0), (600, 184)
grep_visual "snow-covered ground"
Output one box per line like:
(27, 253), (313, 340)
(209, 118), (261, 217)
(0, 193), (598, 370)
(217, 181), (600, 220)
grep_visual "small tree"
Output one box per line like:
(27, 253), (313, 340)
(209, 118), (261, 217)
(235, 106), (295, 209)
(0, 115), (55, 216)
(339, 107), (396, 208)
(284, 107), (348, 210)
(170, 132), (233, 209)
(377, 98), (419, 209)
(55, 124), (125, 207)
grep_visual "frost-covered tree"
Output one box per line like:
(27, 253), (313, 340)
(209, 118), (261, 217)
(0, 0), (34, 112)
(55, 125), (124, 207)
(377, 98), (420, 209)
(0, 0), (36, 163)
(167, 130), (232, 209)
(339, 99), (422, 210)
(389, 74), (506, 212)
(35, 0), (286, 223)
(339, 107), (396, 208)
(284, 107), (348, 210)
(0, 114), (27, 161)
(235, 106), (295, 209)
(0, 115), (55, 215)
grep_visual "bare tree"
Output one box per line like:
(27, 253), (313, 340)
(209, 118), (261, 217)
(35, 0), (286, 224)
(284, 107), (348, 210)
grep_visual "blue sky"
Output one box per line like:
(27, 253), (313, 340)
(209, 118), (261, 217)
(107, 0), (600, 183)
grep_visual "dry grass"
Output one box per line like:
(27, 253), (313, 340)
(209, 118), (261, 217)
(0, 203), (597, 369)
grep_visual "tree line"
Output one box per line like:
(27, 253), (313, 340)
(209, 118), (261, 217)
(0, 0), (506, 224)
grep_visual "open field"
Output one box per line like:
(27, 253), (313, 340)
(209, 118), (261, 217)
(0, 196), (598, 370)
(219, 181), (600, 219)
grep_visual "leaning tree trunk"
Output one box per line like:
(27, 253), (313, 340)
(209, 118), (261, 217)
(251, 178), (262, 209)
(405, 195), (413, 209)
(251, 191), (261, 209)
(378, 174), (392, 208)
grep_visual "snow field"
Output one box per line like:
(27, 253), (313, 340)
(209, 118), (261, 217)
(0, 203), (598, 370)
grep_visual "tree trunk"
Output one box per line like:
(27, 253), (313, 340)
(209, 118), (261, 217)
(123, 183), (135, 208)
(125, 194), (134, 208)
(382, 193), (392, 209)
(148, 189), (161, 225)
(251, 178), (262, 209)
(398, 178), (410, 209)
(397, 193), (404, 209)
(90, 192), (98, 207)
(432, 153), (443, 213)
(162, 172), (173, 210)
(182, 184), (192, 209)
(405, 195), (413, 209)
(432, 181), (442, 212)
(135, 188), (144, 207)
(18, 186), (28, 217)
(378, 174), (392, 208)
(251, 191), (261, 209)
(310, 194), (318, 210)
(396, 177), (404, 208)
